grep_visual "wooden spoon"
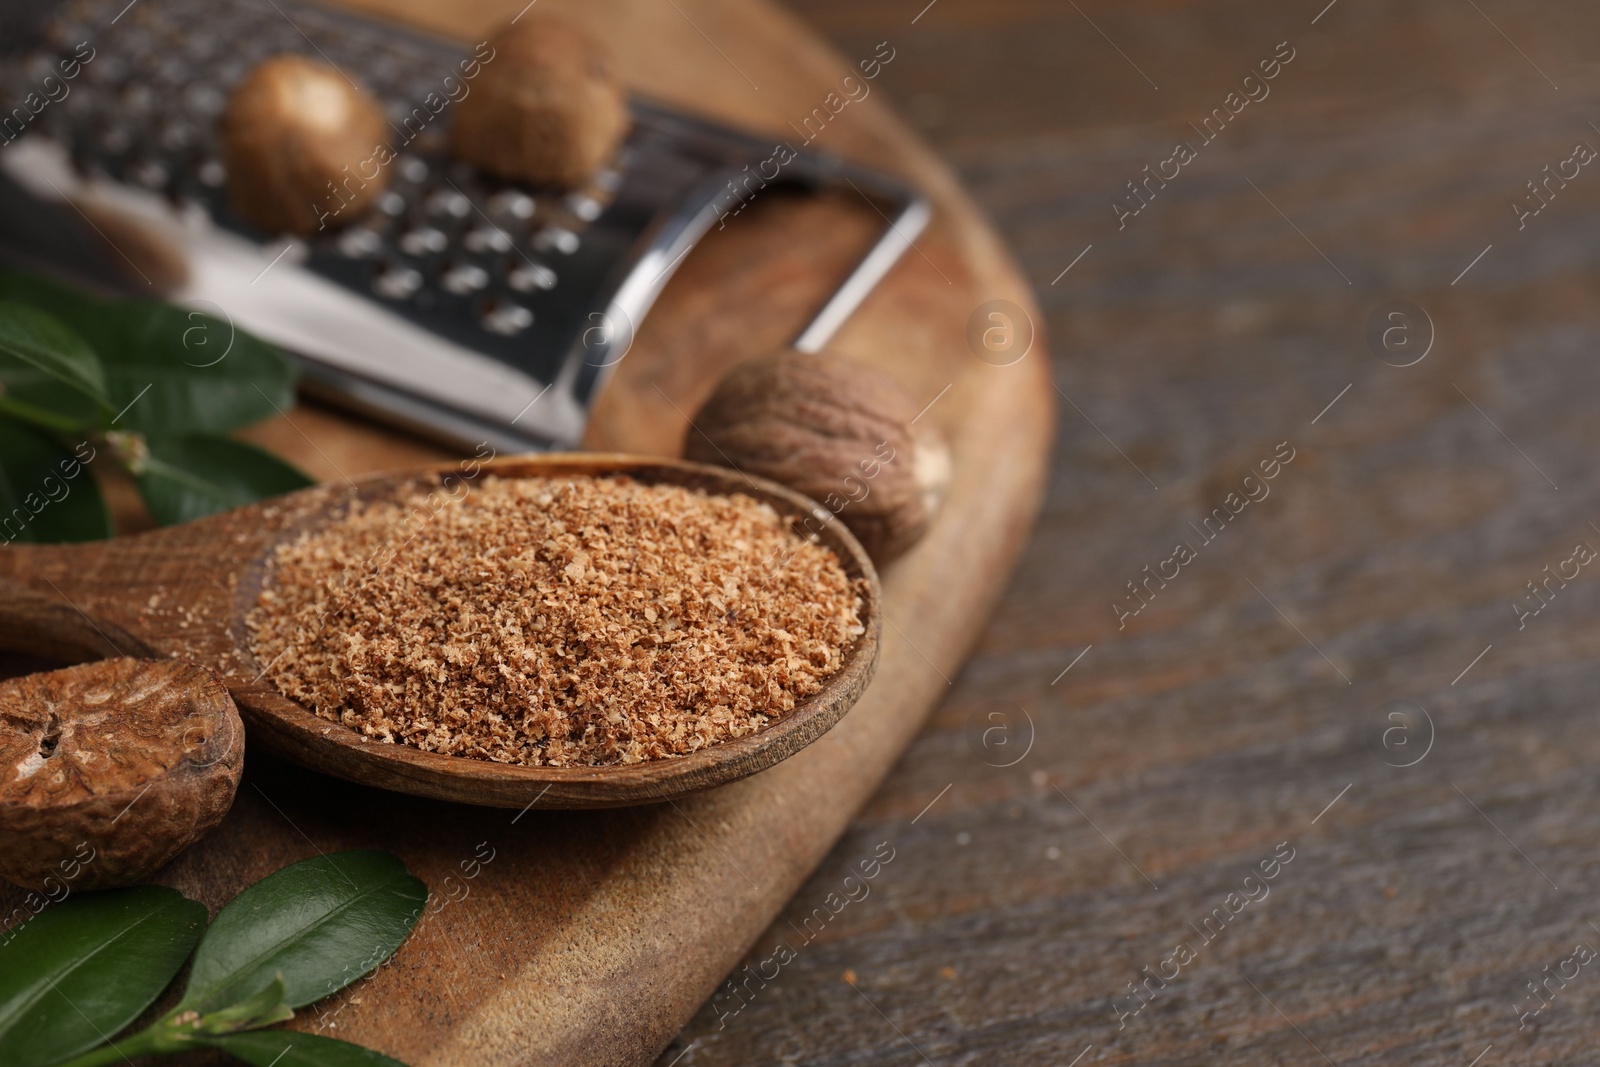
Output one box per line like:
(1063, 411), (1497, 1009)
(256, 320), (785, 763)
(0, 454), (880, 809)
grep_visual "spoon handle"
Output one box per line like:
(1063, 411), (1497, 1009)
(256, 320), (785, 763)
(0, 538), (162, 662)
(0, 592), (146, 669)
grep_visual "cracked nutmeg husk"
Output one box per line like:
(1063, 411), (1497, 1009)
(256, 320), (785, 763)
(0, 657), (244, 891)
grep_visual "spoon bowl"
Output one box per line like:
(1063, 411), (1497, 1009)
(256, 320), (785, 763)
(0, 454), (880, 808)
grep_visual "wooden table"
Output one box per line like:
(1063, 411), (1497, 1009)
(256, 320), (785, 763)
(658, 1), (1600, 1064)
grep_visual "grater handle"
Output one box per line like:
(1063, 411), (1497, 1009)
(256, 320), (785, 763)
(791, 194), (931, 354)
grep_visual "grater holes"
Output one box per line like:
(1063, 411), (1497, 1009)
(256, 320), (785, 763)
(487, 190), (535, 221)
(563, 193), (604, 223)
(100, 125), (132, 155)
(507, 260), (557, 293)
(533, 227), (580, 255)
(427, 189), (472, 220)
(463, 227), (512, 255)
(398, 156), (428, 184)
(479, 299), (534, 337)
(376, 190), (407, 217)
(440, 261), (489, 295)
(339, 227), (385, 259)
(372, 263), (423, 301)
(398, 227), (447, 256)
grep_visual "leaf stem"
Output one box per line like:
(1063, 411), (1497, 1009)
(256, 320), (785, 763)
(52, 1027), (169, 1067)
(0, 392), (89, 434)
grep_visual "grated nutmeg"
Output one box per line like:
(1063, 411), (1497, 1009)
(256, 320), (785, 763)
(247, 475), (864, 767)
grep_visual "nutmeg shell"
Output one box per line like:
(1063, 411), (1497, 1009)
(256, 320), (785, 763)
(222, 54), (390, 235)
(450, 15), (629, 188)
(684, 350), (950, 564)
(0, 657), (244, 891)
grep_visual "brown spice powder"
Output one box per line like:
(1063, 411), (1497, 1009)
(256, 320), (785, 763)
(247, 475), (865, 767)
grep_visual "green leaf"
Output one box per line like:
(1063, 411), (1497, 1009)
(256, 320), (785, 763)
(133, 435), (312, 525)
(202, 1030), (410, 1067)
(0, 372), (102, 434)
(0, 886), (206, 1067)
(90, 302), (297, 436)
(0, 302), (109, 422)
(0, 418), (111, 543)
(0, 269), (297, 435)
(178, 851), (426, 1015)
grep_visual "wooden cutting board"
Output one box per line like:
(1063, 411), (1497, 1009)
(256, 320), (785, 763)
(0, 0), (1054, 1063)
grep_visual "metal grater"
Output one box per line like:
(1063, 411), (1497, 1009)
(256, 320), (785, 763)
(0, 0), (929, 451)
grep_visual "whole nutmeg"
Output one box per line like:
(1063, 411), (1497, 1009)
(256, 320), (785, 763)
(0, 657), (244, 891)
(450, 15), (629, 188)
(222, 54), (390, 235)
(685, 349), (951, 565)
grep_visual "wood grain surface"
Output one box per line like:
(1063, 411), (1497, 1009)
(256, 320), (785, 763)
(651, 1), (1600, 1065)
(0, 0), (1052, 1064)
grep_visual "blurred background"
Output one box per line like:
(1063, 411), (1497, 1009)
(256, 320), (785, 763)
(660, 2), (1600, 1063)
